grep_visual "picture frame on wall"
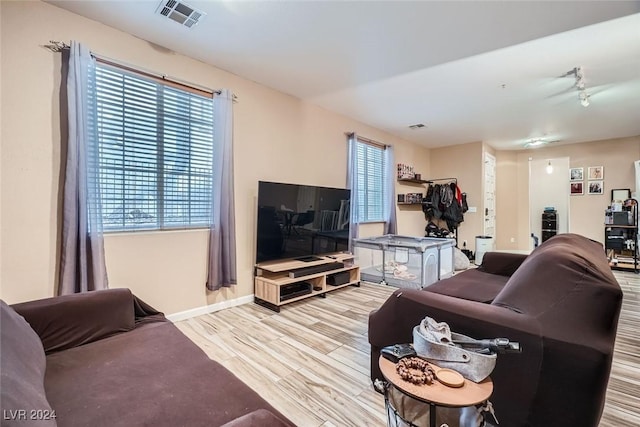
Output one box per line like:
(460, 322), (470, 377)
(570, 167), (583, 181)
(571, 182), (584, 195)
(588, 166), (604, 180)
(588, 180), (604, 195)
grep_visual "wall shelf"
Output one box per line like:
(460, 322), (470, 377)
(397, 178), (429, 184)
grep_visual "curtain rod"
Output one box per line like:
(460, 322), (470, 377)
(345, 132), (389, 149)
(43, 40), (237, 101)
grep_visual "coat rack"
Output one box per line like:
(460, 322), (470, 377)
(421, 177), (464, 247)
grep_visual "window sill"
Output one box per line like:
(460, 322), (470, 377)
(103, 227), (209, 237)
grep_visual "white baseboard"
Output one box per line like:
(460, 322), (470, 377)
(166, 294), (254, 322)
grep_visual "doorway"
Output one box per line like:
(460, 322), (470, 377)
(484, 152), (496, 237)
(529, 157), (570, 250)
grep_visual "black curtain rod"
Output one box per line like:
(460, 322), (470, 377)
(42, 40), (236, 100)
(345, 132), (389, 149)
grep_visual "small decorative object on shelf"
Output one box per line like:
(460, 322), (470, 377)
(397, 163), (416, 179)
(405, 193), (423, 204)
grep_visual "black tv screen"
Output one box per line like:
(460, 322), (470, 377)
(256, 181), (351, 264)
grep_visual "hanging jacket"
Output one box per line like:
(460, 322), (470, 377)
(442, 182), (464, 231)
(432, 184), (443, 219)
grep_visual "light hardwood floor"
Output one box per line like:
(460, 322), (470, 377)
(176, 270), (639, 427)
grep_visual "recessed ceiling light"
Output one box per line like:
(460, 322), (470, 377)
(156, 0), (205, 28)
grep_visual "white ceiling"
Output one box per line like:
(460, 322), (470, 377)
(47, 0), (640, 150)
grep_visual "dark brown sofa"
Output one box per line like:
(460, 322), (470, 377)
(1, 289), (294, 427)
(369, 233), (622, 427)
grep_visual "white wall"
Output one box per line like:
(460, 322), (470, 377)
(528, 157), (569, 249)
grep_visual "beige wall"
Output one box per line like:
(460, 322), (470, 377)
(429, 141), (484, 252)
(394, 143), (431, 237)
(0, 1), (430, 313)
(495, 150), (522, 251)
(495, 136), (640, 250)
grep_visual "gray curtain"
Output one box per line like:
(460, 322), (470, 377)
(383, 145), (398, 234)
(59, 41), (108, 295)
(347, 133), (360, 252)
(206, 89), (237, 291)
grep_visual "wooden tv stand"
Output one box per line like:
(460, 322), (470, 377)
(254, 253), (360, 312)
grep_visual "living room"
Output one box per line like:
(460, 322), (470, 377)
(1, 1), (639, 426)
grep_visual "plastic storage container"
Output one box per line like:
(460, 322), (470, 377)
(353, 235), (454, 290)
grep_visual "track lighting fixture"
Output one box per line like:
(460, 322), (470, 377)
(569, 66), (590, 107)
(579, 91), (590, 107)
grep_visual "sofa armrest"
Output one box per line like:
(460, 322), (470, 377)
(369, 288), (542, 351)
(477, 251), (528, 276)
(11, 288), (136, 354)
(369, 289), (543, 427)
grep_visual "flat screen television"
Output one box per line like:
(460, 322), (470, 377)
(256, 181), (351, 264)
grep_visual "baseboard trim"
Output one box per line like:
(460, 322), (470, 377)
(166, 294), (254, 322)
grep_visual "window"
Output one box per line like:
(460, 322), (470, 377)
(92, 63), (214, 231)
(355, 140), (385, 222)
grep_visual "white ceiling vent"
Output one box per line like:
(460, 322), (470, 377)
(156, 0), (205, 28)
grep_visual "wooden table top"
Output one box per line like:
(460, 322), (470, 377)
(379, 356), (493, 407)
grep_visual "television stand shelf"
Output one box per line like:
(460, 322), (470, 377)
(254, 253), (360, 312)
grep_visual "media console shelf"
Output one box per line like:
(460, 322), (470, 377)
(254, 252), (360, 312)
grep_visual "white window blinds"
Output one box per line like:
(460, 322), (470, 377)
(93, 63), (214, 231)
(356, 140), (385, 222)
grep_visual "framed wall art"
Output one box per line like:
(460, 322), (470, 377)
(570, 182), (584, 196)
(570, 167), (583, 181)
(588, 180), (604, 195)
(588, 166), (604, 180)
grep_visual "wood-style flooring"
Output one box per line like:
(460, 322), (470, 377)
(176, 270), (639, 427)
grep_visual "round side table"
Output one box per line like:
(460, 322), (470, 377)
(379, 356), (493, 427)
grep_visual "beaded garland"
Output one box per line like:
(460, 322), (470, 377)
(396, 357), (436, 385)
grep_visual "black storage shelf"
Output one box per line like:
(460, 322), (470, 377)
(605, 199), (638, 273)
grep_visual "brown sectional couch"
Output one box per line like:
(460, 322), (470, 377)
(369, 233), (622, 427)
(1, 289), (293, 427)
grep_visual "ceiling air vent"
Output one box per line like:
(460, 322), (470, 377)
(408, 123), (426, 130)
(156, 0), (205, 28)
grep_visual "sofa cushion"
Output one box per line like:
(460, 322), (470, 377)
(425, 269), (509, 303)
(11, 289), (135, 354)
(44, 321), (291, 427)
(0, 300), (57, 426)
